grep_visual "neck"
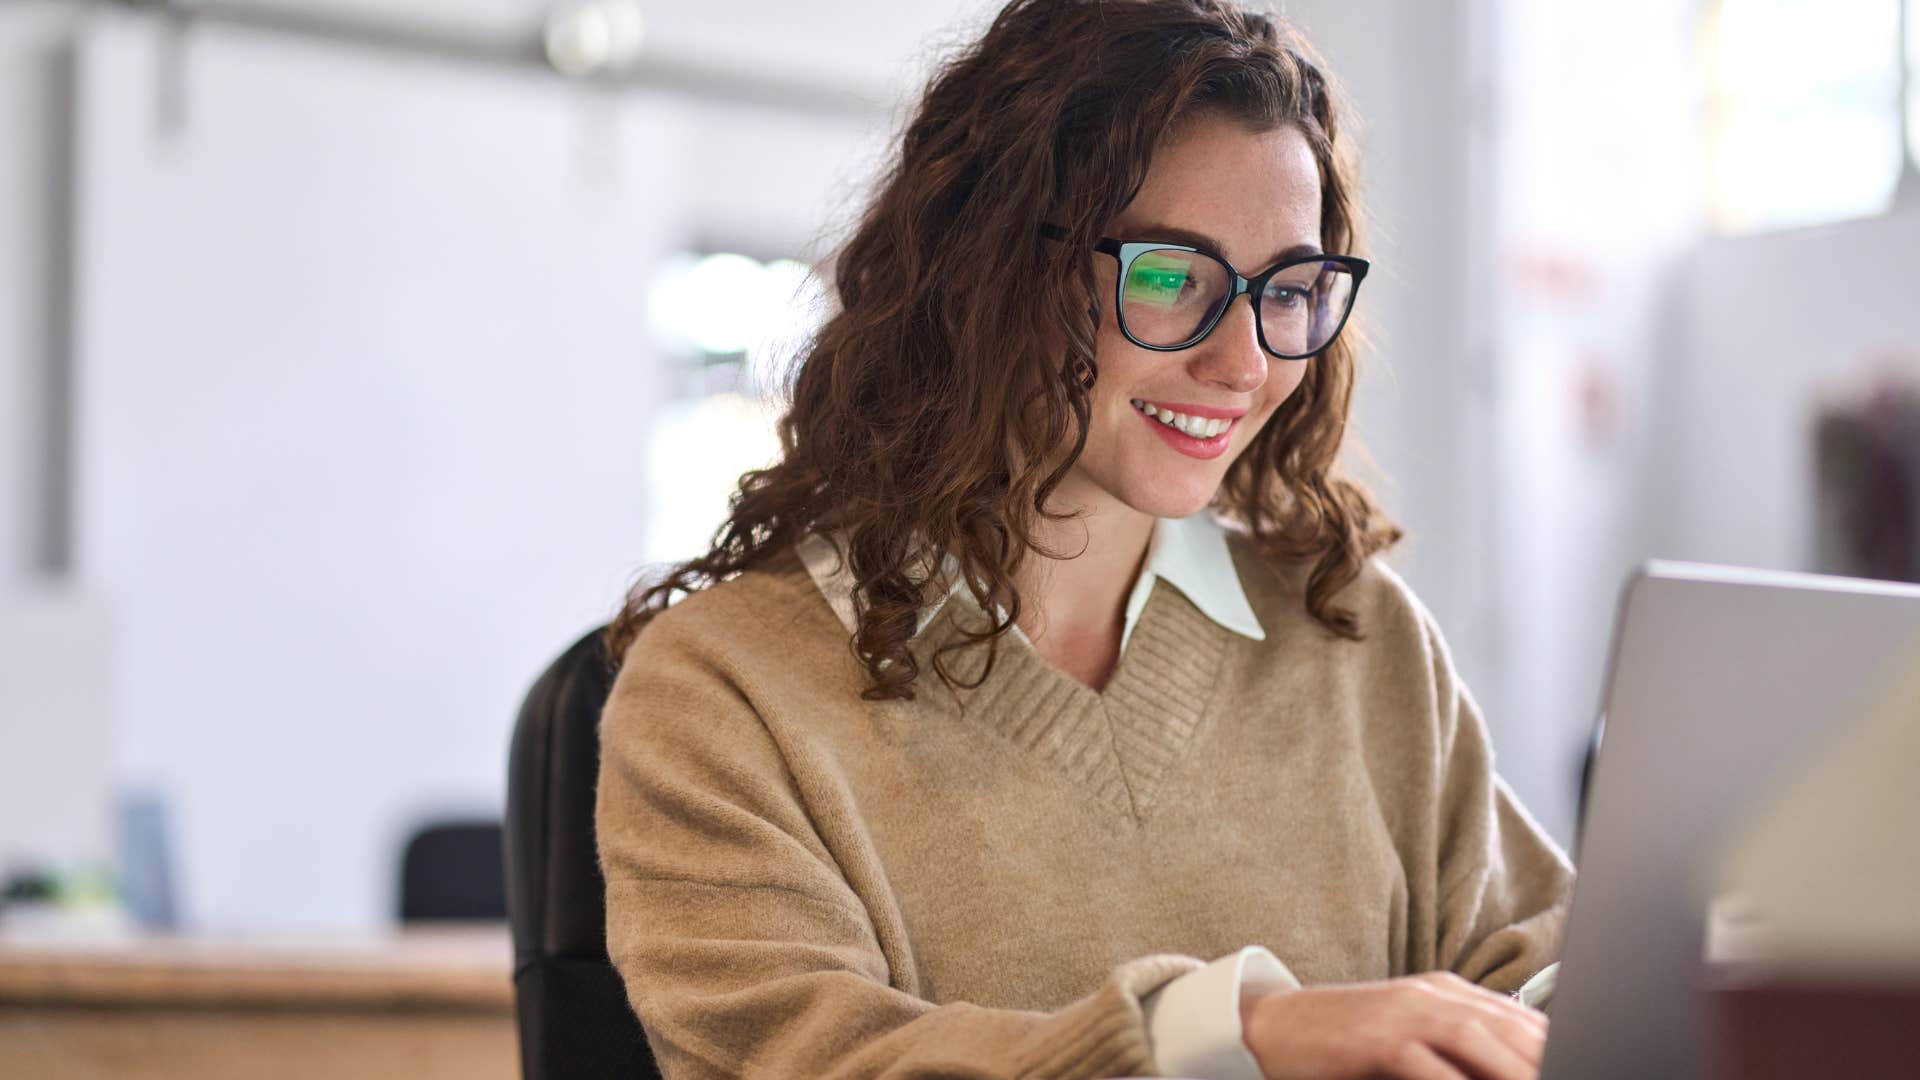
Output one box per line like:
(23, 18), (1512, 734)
(1013, 480), (1155, 653)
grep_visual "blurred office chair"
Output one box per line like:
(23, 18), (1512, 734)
(505, 626), (659, 1080)
(399, 819), (507, 921)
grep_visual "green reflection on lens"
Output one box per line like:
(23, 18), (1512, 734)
(1123, 253), (1191, 308)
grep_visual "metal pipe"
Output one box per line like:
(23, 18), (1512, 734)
(105, 0), (887, 120)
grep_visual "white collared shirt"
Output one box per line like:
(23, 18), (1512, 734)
(796, 510), (1287, 1077)
(796, 509), (1268, 656)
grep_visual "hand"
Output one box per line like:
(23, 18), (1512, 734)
(1240, 971), (1549, 1080)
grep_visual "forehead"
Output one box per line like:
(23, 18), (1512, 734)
(1110, 116), (1323, 266)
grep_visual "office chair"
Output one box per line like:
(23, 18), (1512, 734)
(505, 625), (660, 1080)
(399, 819), (507, 921)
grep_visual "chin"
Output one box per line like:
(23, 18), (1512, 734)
(1117, 477), (1222, 520)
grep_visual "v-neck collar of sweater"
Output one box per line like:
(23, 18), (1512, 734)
(922, 578), (1243, 821)
(793, 514), (1265, 822)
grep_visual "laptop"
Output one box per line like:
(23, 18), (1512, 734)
(1538, 560), (1920, 1079)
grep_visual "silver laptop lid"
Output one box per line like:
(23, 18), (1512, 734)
(1540, 561), (1920, 1079)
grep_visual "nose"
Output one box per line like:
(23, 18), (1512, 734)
(1187, 294), (1268, 394)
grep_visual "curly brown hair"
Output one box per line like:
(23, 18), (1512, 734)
(608, 0), (1401, 700)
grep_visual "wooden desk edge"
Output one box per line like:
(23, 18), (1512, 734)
(0, 928), (516, 1012)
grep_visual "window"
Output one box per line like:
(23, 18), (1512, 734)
(1704, 0), (1906, 232)
(641, 251), (827, 565)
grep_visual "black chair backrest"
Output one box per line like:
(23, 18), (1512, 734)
(505, 626), (659, 1079)
(399, 820), (507, 921)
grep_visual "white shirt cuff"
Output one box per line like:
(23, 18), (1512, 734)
(1516, 961), (1559, 1013)
(1141, 946), (1302, 1080)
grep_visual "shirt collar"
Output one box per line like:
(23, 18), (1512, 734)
(1121, 509), (1268, 651)
(796, 511), (1266, 648)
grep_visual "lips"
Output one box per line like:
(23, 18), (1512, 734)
(1128, 399), (1236, 457)
(1135, 403), (1226, 439)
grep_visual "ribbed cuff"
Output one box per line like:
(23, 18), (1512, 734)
(1011, 953), (1205, 1079)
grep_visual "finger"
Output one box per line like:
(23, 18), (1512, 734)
(1444, 993), (1548, 1064)
(1383, 1041), (1474, 1080)
(1427, 1017), (1540, 1080)
(1421, 974), (1550, 1041)
(1425, 971), (1540, 1012)
(1435, 995), (1548, 1067)
(1402, 977), (1545, 1070)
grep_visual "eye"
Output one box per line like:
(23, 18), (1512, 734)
(1263, 284), (1308, 308)
(1262, 266), (1323, 310)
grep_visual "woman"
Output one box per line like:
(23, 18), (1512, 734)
(597, 1), (1573, 1077)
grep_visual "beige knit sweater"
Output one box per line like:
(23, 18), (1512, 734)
(596, 534), (1574, 1079)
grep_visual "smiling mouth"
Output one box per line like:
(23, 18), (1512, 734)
(1130, 399), (1236, 439)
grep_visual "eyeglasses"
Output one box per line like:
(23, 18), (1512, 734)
(1092, 237), (1369, 360)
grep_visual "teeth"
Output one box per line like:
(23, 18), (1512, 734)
(1131, 399), (1231, 439)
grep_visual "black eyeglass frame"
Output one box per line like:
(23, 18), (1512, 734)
(1092, 237), (1370, 361)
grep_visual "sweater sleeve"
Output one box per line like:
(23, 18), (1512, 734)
(594, 618), (1203, 1080)
(1420, 610), (1577, 996)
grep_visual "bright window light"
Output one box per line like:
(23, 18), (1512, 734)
(640, 251), (829, 567)
(1908, 0), (1919, 170)
(1705, 0), (1904, 232)
(640, 390), (785, 565)
(746, 258), (827, 400)
(646, 250), (828, 398)
(654, 252), (767, 354)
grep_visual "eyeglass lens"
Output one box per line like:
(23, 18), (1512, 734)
(1120, 247), (1356, 357)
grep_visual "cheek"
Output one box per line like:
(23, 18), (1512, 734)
(1244, 361), (1310, 438)
(1267, 360), (1309, 410)
(1088, 321), (1162, 402)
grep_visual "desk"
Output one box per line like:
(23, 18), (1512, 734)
(1707, 966), (1920, 1080)
(0, 923), (516, 1079)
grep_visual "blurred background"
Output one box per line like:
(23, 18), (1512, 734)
(0, 0), (1915, 936)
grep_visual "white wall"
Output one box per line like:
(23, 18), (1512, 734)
(1484, 0), (1710, 846)
(57, 7), (894, 932)
(70, 12), (666, 929)
(0, 1), (108, 879)
(1669, 203), (1920, 569)
(0, 591), (111, 867)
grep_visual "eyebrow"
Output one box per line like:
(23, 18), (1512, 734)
(1119, 223), (1324, 268)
